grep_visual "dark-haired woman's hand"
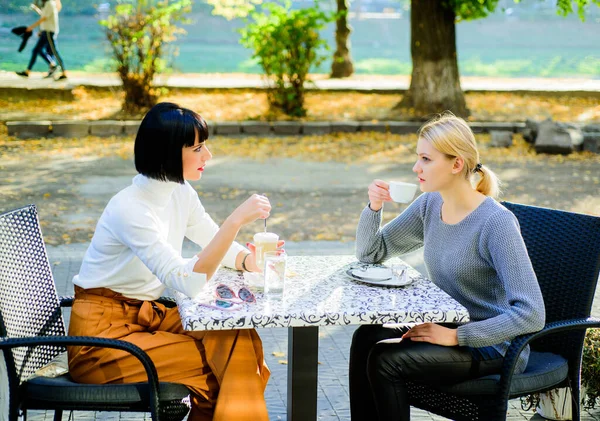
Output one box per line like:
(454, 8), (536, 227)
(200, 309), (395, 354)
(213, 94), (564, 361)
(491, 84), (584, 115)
(368, 179), (392, 211)
(228, 194), (271, 227)
(244, 240), (285, 272)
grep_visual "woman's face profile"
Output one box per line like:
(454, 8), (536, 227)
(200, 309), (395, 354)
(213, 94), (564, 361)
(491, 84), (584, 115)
(413, 138), (457, 193)
(182, 131), (212, 181)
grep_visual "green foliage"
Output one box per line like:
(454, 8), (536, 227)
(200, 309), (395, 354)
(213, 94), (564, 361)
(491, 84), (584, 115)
(99, 0), (191, 112)
(447, 0), (599, 21)
(582, 328), (600, 409)
(449, 0), (500, 21)
(556, 0), (600, 19)
(239, 1), (333, 117)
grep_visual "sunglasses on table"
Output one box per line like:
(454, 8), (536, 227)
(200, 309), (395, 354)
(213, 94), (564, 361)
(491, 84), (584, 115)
(199, 299), (243, 311)
(215, 284), (256, 304)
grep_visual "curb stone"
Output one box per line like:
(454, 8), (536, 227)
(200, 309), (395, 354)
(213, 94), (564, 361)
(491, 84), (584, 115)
(330, 122), (360, 133)
(241, 121), (272, 135)
(387, 121), (420, 134)
(1, 120), (569, 141)
(359, 122), (388, 133)
(123, 121), (141, 136)
(469, 122), (521, 133)
(272, 121), (303, 135)
(89, 121), (125, 137)
(214, 121), (241, 135)
(205, 121), (216, 136)
(6, 121), (51, 138)
(303, 122), (332, 135)
(51, 121), (90, 137)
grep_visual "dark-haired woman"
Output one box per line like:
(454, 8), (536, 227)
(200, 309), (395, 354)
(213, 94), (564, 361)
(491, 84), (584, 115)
(67, 103), (275, 421)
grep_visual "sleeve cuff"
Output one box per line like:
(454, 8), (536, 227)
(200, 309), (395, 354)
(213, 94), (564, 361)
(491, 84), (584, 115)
(164, 256), (207, 299)
(367, 202), (382, 213)
(456, 325), (468, 347)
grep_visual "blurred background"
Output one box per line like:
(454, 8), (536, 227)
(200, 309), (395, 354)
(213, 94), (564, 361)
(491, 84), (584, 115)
(1, 0), (599, 77)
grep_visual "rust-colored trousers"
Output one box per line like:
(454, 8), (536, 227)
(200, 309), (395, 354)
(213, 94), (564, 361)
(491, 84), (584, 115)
(67, 287), (270, 421)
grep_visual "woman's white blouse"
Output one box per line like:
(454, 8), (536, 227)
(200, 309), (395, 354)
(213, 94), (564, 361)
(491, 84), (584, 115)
(40, 0), (59, 34)
(73, 174), (246, 300)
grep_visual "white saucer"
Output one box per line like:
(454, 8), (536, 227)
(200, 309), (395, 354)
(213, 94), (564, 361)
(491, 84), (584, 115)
(346, 266), (413, 287)
(243, 272), (264, 290)
(350, 267), (393, 281)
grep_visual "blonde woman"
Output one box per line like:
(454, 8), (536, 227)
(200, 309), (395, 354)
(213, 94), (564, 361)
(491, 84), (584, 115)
(349, 113), (545, 421)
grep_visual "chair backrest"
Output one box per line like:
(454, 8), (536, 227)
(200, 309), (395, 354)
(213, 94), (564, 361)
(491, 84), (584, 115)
(502, 202), (600, 358)
(0, 204), (65, 384)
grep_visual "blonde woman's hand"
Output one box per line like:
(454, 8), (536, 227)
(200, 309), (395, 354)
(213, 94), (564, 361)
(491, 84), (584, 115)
(227, 194), (271, 227)
(401, 323), (459, 346)
(368, 179), (392, 211)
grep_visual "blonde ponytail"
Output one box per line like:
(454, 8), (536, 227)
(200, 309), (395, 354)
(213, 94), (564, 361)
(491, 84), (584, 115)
(474, 164), (501, 199)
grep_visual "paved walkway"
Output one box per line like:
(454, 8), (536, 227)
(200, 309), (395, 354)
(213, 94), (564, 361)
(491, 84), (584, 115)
(1, 70), (600, 93)
(24, 242), (600, 421)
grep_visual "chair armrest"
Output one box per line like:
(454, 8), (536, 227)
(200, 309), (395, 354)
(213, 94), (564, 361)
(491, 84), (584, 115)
(155, 296), (177, 308)
(498, 317), (600, 397)
(59, 296), (74, 307)
(0, 335), (162, 418)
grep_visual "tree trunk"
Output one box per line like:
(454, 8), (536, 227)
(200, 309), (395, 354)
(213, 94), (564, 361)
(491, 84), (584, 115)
(121, 73), (158, 113)
(330, 0), (354, 78)
(396, 0), (468, 117)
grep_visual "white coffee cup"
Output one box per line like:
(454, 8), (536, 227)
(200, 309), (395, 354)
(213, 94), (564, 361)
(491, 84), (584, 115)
(253, 232), (279, 268)
(389, 181), (417, 203)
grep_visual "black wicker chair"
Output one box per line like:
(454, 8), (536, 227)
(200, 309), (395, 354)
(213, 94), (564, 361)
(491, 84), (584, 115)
(404, 202), (600, 420)
(0, 205), (192, 421)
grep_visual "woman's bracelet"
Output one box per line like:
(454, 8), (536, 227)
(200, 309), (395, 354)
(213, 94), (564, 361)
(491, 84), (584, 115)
(241, 253), (251, 272)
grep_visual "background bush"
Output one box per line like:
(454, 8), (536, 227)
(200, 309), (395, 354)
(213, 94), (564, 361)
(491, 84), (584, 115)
(240, 1), (332, 117)
(582, 328), (600, 409)
(100, 0), (191, 112)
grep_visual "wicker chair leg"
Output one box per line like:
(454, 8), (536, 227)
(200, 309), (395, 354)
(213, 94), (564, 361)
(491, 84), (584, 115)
(570, 376), (582, 421)
(572, 399), (581, 421)
(53, 409), (63, 421)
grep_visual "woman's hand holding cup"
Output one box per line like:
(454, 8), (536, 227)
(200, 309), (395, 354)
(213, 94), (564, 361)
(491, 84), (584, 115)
(368, 179), (392, 211)
(228, 194), (271, 227)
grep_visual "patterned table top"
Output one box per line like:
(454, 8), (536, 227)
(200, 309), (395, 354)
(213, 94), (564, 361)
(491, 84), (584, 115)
(176, 255), (470, 331)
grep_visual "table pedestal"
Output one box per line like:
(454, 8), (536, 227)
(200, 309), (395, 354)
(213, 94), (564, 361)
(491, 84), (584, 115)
(287, 326), (319, 421)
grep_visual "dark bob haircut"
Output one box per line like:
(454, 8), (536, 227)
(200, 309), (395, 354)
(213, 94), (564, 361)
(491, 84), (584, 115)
(134, 102), (209, 184)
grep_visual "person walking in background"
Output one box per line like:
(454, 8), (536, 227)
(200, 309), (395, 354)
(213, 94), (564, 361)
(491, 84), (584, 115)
(30, 0), (61, 77)
(16, 0), (68, 80)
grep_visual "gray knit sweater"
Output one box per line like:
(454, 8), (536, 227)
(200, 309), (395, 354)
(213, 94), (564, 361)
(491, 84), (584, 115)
(356, 192), (545, 373)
